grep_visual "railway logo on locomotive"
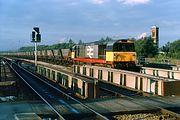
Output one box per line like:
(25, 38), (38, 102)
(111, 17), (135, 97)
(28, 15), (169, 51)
(87, 46), (93, 58)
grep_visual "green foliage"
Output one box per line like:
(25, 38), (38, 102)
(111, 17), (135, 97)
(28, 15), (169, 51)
(18, 37), (115, 52)
(166, 40), (180, 59)
(160, 42), (170, 56)
(135, 37), (158, 57)
(19, 46), (34, 52)
(68, 39), (75, 48)
(134, 39), (145, 56)
(18, 39), (75, 52)
(148, 39), (180, 60)
(90, 36), (113, 45)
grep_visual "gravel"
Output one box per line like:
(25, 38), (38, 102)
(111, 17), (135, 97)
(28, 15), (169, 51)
(113, 112), (177, 120)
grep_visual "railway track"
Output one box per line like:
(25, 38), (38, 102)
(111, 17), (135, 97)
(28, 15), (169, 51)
(98, 81), (140, 98)
(5, 59), (109, 120)
(4, 58), (180, 119)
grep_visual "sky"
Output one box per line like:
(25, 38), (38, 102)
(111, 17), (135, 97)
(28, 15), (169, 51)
(0, 0), (180, 51)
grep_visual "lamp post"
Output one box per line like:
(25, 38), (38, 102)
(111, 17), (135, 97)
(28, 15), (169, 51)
(31, 27), (41, 70)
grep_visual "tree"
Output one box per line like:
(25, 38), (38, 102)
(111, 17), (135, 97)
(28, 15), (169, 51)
(144, 37), (158, 57)
(100, 37), (105, 41)
(78, 40), (83, 45)
(105, 36), (112, 41)
(135, 36), (158, 57)
(68, 39), (74, 44)
(68, 39), (75, 48)
(169, 40), (180, 59)
(160, 42), (170, 55)
(135, 39), (145, 56)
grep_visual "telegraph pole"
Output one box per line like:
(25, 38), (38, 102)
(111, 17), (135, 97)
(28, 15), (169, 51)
(31, 27), (41, 70)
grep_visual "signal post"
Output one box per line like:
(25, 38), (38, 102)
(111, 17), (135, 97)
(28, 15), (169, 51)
(31, 27), (41, 70)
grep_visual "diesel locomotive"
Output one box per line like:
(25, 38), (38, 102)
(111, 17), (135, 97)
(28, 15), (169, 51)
(72, 39), (136, 69)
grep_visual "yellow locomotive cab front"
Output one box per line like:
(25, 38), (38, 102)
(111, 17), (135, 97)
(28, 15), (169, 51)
(106, 39), (136, 67)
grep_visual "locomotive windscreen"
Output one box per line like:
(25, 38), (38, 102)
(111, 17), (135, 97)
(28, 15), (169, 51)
(113, 43), (135, 52)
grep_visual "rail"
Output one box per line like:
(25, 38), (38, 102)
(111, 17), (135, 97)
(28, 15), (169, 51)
(5, 59), (66, 120)
(5, 58), (109, 120)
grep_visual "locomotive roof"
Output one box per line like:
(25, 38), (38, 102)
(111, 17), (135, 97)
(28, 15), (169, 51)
(107, 39), (134, 46)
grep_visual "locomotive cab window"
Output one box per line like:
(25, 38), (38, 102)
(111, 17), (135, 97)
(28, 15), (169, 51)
(113, 43), (135, 52)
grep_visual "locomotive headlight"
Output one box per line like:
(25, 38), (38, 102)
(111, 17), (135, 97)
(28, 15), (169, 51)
(132, 53), (136, 60)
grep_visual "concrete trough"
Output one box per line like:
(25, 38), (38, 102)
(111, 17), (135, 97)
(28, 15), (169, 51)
(141, 67), (180, 80)
(73, 65), (180, 96)
(172, 65), (180, 71)
(36, 64), (97, 99)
